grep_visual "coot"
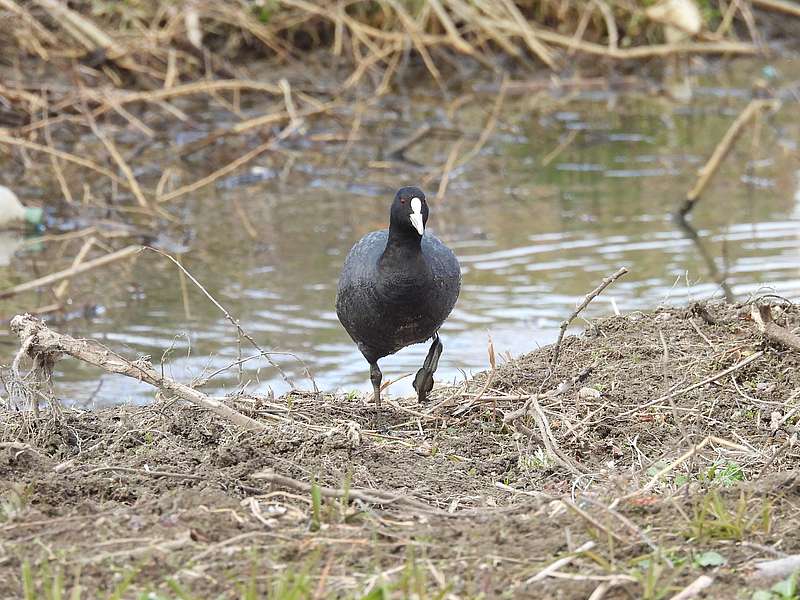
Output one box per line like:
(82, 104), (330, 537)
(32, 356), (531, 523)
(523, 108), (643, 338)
(336, 186), (461, 407)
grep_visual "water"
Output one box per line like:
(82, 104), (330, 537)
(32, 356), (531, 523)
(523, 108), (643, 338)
(4, 60), (800, 405)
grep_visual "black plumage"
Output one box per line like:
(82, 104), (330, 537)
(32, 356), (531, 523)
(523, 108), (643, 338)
(336, 186), (461, 406)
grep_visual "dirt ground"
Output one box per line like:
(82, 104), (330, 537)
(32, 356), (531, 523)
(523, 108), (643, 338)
(2, 301), (800, 599)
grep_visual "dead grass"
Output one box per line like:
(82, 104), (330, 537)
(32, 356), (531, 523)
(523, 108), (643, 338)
(2, 301), (800, 598)
(0, 0), (770, 100)
(0, 1), (790, 305)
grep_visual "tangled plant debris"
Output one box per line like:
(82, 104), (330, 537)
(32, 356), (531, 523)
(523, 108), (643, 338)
(2, 1), (800, 598)
(2, 301), (800, 598)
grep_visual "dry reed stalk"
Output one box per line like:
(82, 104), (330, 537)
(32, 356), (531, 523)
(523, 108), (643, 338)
(42, 105), (75, 204)
(80, 97), (152, 211)
(231, 196), (258, 240)
(752, 0), (800, 17)
(32, 0), (138, 70)
(0, 0), (57, 47)
(541, 130), (578, 167)
(159, 122), (298, 203)
(179, 101), (336, 157)
(16, 79), (282, 135)
(452, 74), (509, 170)
(88, 79), (281, 110)
(0, 245), (141, 299)
(454, 0), (524, 58)
(428, 0), (473, 54)
(53, 236), (96, 300)
(174, 254), (193, 320)
(487, 17), (757, 59)
(385, 0), (443, 83)
(0, 82), (48, 111)
(681, 99), (780, 215)
(434, 138), (465, 201)
(335, 101), (366, 168)
(341, 42), (400, 90)
(592, 0), (618, 51)
(496, 0), (555, 67)
(203, 5), (292, 60)
(0, 134), (127, 186)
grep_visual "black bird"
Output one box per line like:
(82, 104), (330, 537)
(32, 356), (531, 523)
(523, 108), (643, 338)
(336, 186), (461, 407)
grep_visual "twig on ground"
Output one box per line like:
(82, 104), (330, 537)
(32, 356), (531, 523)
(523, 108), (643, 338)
(561, 498), (628, 544)
(669, 575), (714, 600)
(0, 441), (46, 460)
(84, 466), (205, 480)
(251, 469), (442, 514)
(76, 531), (192, 565)
(500, 370), (590, 476)
(551, 267), (628, 369)
(615, 350), (765, 419)
(610, 435), (753, 508)
(527, 395), (589, 475)
(524, 540), (595, 584)
(751, 304), (800, 352)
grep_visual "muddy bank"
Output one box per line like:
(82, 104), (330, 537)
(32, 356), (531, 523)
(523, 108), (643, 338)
(2, 301), (800, 598)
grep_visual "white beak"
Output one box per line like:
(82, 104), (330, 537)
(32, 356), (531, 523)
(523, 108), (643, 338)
(410, 196), (424, 235)
(410, 213), (424, 235)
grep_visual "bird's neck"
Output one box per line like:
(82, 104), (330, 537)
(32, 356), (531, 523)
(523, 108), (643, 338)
(382, 229), (423, 267)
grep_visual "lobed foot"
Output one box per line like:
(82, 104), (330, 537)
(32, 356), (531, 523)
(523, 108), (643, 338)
(413, 335), (443, 403)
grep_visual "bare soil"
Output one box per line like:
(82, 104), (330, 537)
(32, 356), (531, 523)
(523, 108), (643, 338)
(2, 302), (800, 599)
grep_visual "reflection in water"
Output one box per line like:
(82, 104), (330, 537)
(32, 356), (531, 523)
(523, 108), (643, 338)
(6, 69), (800, 406)
(0, 232), (23, 267)
(673, 212), (735, 303)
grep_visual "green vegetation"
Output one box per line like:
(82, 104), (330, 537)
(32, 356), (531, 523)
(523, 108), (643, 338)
(753, 573), (800, 600)
(687, 491), (771, 543)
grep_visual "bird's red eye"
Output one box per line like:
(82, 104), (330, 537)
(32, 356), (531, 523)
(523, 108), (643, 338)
(400, 199), (406, 204)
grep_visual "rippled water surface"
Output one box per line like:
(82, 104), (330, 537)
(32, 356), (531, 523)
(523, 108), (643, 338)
(6, 59), (800, 405)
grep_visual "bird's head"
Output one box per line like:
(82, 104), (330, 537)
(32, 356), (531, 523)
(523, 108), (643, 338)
(390, 186), (428, 237)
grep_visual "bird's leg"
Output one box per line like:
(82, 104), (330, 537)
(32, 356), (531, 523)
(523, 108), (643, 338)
(369, 362), (383, 408)
(413, 334), (443, 403)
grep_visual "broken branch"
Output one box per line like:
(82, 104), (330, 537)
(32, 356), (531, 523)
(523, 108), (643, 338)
(9, 314), (266, 431)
